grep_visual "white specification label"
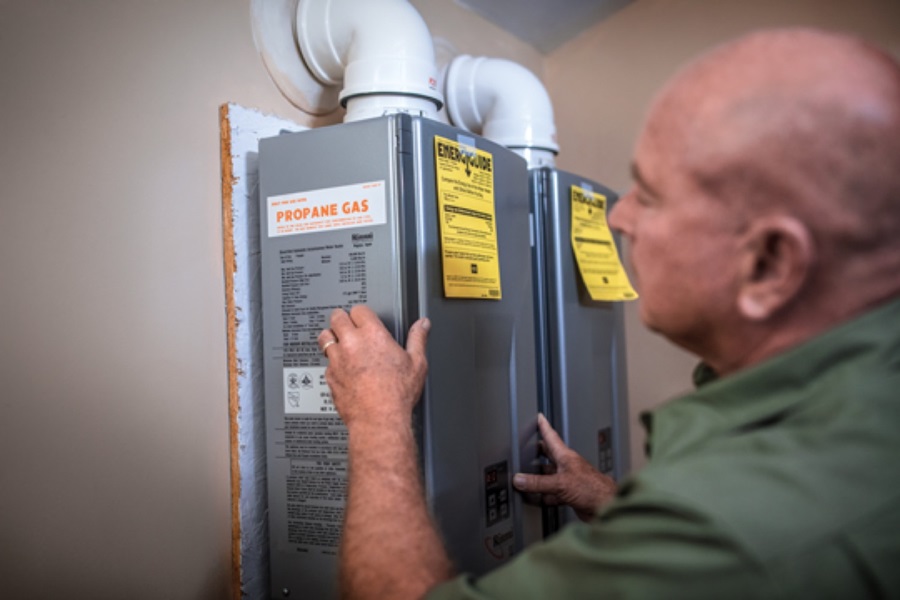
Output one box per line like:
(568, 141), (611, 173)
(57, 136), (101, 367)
(283, 367), (335, 414)
(267, 180), (387, 238)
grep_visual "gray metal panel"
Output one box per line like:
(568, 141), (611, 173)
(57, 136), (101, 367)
(259, 117), (405, 600)
(531, 167), (630, 528)
(409, 118), (543, 572)
(259, 116), (542, 598)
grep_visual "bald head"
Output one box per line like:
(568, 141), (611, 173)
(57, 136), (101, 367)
(650, 28), (900, 305)
(618, 29), (900, 371)
(657, 29), (900, 240)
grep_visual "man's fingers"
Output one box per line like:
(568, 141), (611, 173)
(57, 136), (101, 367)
(405, 317), (431, 359)
(317, 328), (336, 346)
(348, 304), (381, 327)
(329, 308), (355, 338)
(513, 472), (558, 495)
(331, 305), (389, 340)
(537, 413), (572, 462)
(318, 328), (339, 358)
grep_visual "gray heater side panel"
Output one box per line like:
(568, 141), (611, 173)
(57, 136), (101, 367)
(409, 118), (543, 573)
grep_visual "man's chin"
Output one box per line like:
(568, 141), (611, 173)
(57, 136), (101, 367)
(638, 306), (666, 337)
(637, 303), (653, 329)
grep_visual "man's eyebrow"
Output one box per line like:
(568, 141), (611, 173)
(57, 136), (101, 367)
(630, 162), (660, 197)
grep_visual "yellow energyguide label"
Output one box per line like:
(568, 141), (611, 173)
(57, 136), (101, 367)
(570, 185), (638, 302)
(434, 136), (502, 300)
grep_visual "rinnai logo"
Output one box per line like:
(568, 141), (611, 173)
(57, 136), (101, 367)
(267, 180), (387, 238)
(352, 233), (374, 242)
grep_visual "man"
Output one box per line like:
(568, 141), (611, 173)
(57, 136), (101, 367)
(317, 27), (900, 599)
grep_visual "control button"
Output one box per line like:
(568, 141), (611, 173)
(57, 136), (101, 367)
(484, 460), (510, 527)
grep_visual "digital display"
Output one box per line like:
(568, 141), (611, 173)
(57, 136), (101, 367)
(484, 461), (510, 527)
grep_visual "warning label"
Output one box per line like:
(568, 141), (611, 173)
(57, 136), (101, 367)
(267, 180), (387, 237)
(283, 415), (347, 552)
(434, 136), (502, 299)
(284, 366), (334, 414)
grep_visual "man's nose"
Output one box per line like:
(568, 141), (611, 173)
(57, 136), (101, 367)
(608, 190), (633, 234)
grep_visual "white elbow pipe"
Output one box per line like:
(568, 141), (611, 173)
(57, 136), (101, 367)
(444, 56), (559, 168)
(297, 0), (443, 122)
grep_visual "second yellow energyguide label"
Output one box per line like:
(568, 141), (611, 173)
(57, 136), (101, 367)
(570, 185), (638, 302)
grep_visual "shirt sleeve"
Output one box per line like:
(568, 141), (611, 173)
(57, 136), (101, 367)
(426, 485), (765, 600)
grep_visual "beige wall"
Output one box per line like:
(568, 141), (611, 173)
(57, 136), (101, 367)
(412, 0), (544, 76)
(1, 0), (898, 596)
(545, 0), (900, 470)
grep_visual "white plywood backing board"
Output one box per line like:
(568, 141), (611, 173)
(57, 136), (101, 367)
(220, 103), (306, 600)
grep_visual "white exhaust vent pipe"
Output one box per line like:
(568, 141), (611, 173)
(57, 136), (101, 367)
(444, 56), (559, 168)
(251, 0), (443, 122)
(299, 0), (443, 122)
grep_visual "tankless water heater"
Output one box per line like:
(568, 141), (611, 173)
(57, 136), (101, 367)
(530, 167), (631, 530)
(258, 114), (542, 598)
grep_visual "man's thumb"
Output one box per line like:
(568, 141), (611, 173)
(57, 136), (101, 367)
(513, 472), (553, 494)
(406, 317), (431, 357)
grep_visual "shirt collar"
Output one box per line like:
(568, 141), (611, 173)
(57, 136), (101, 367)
(641, 297), (900, 460)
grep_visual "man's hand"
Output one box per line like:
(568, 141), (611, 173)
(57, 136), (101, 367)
(318, 307), (451, 600)
(513, 414), (618, 522)
(318, 305), (430, 429)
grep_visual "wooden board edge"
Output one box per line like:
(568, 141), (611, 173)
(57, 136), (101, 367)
(219, 102), (243, 600)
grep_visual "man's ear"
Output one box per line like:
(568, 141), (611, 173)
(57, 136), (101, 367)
(737, 216), (815, 320)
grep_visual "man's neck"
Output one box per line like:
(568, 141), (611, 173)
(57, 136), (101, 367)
(705, 292), (899, 377)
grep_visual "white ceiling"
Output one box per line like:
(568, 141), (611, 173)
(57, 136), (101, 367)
(455, 0), (635, 54)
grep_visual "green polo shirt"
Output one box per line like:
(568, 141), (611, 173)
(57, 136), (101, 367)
(429, 298), (900, 599)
